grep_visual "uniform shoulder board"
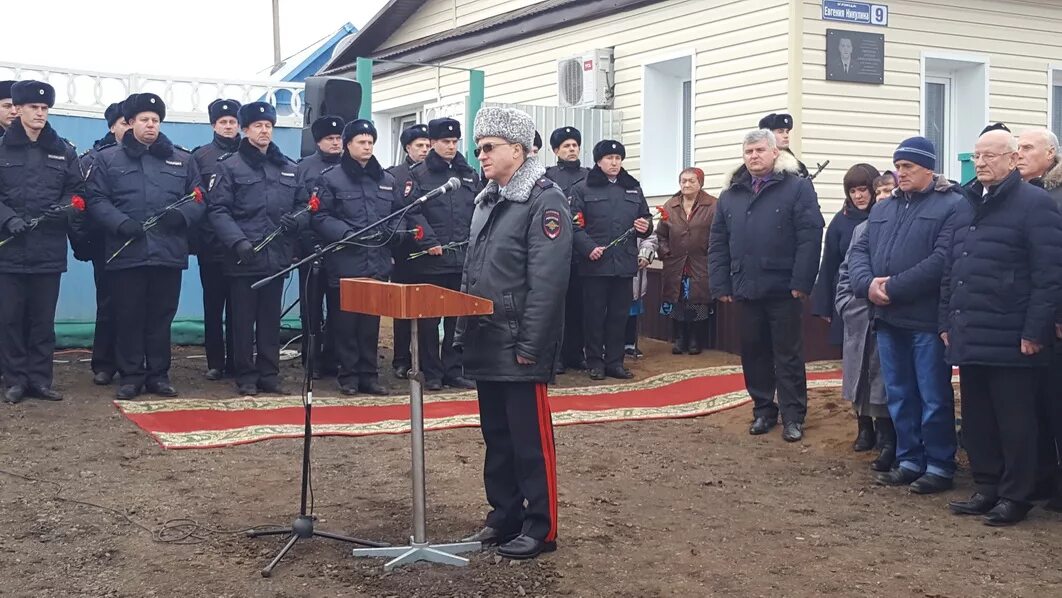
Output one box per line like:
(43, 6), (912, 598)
(191, 145), (204, 154)
(536, 177), (555, 189)
(173, 144), (192, 154)
(218, 152), (234, 162)
(320, 164), (338, 175)
(79, 148), (92, 158)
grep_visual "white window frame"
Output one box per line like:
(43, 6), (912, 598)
(924, 75), (952, 180)
(920, 51), (989, 180)
(639, 49), (696, 196)
(1047, 64), (1062, 140)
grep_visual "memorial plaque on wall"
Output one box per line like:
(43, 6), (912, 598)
(825, 28), (884, 84)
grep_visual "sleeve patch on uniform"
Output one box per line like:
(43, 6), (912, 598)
(207, 173), (217, 191)
(543, 209), (563, 240)
(404, 180), (413, 197)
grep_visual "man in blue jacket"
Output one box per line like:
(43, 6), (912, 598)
(848, 136), (961, 494)
(942, 129), (1062, 525)
(708, 129), (824, 442)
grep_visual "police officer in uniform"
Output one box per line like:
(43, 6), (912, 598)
(758, 113), (810, 178)
(456, 106), (571, 559)
(294, 115), (345, 379)
(570, 140), (652, 381)
(405, 117), (480, 390)
(312, 119), (404, 396)
(545, 126), (589, 373)
(77, 100), (130, 386)
(388, 123), (429, 379)
(87, 93), (204, 400)
(0, 80), (85, 403)
(0, 81), (17, 137)
(208, 102), (301, 396)
(192, 98), (241, 381)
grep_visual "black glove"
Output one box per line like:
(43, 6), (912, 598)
(280, 213), (299, 233)
(117, 219), (146, 239)
(5, 217), (29, 235)
(157, 209), (186, 232)
(234, 240), (255, 264)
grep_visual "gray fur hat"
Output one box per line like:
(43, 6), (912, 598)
(473, 106), (536, 151)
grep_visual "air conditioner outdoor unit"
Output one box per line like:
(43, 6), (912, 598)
(557, 49), (613, 109)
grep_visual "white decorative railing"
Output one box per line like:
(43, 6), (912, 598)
(0, 62), (305, 126)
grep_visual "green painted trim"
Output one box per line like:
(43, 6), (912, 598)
(958, 152), (975, 185)
(466, 69), (485, 170)
(53, 317), (303, 349)
(356, 57), (373, 120)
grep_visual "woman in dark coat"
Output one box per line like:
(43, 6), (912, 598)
(811, 162), (879, 450)
(656, 167), (716, 354)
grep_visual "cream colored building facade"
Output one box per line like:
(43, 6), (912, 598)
(326, 0), (1062, 213)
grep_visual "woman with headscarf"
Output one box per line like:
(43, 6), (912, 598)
(656, 167), (717, 354)
(811, 163), (881, 450)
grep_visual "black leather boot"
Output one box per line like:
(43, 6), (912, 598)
(853, 416), (875, 452)
(686, 322), (701, 355)
(671, 320), (687, 354)
(871, 417), (896, 472)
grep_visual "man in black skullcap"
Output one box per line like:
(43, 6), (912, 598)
(209, 102), (302, 396)
(570, 140), (652, 380)
(758, 113), (810, 177)
(0, 81), (16, 137)
(87, 92), (205, 400)
(192, 98), (241, 381)
(294, 114), (345, 379)
(404, 117), (480, 390)
(312, 119), (406, 395)
(0, 80), (85, 403)
(388, 122), (429, 379)
(76, 100), (132, 386)
(545, 126), (589, 373)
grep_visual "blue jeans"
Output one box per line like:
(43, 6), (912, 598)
(876, 323), (957, 478)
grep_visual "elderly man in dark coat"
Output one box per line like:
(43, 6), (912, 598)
(942, 129), (1062, 526)
(708, 128), (824, 442)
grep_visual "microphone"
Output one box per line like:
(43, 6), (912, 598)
(415, 177), (461, 203)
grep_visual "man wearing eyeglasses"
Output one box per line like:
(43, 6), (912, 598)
(455, 106), (571, 560)
(941, 129), (1062, 526)
(403, 117), (480, 391)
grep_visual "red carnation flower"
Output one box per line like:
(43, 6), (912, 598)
(193, 187), (204, 204)
(656, 205), (669, 221)
(71, 195), (86, 212)
(308, 194), (321, 213)
(414, 224), (425, 241)
(573, 212), (585, 229)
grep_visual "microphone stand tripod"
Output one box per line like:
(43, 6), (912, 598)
(245, 207), (417, 577)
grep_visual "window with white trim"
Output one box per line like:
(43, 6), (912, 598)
(642, 55), (693, 195)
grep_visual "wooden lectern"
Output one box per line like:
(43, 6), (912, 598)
(339, 278), (493, 571)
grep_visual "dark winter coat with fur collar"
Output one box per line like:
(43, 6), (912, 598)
(87, 131), (204, 271)
(455, 158), (572, 382)
(0, 119), (86, 274)
(708, 151), (824, 301)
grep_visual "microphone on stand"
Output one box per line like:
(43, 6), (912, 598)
(414, 177), (461, 204)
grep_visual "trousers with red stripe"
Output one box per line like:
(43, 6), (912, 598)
(476, 381), (558, 542)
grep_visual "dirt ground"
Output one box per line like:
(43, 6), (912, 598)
(1, 331), (1060, 598)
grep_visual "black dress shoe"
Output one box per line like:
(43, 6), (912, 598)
(258, 381), (287, 395)
(116, 384), (141, 400)
(782, 422), (804, 442)
(205, 368), (223, 381)
(93, 371), (115, 386)
(748, 416), (777, 435)
(425, 380), (444, 391)
(875, 467), (922, 486)
(4, 385), (26, 404)
(146, 382), (179, 398)
(565, 360), (588, 371)
(853, 416), (876, 452)
(358, 380), (389, 396)
(460, 526), (520, 547)
(588, 368), (605, 381)
(340, 385), (360, 396)
(28, 386), (63, 401)
(949, 492), (998, 515)
(496, 534), (556, 560)
(604, 367), (633, 380)
(393, 366), (409, 380)
(237, 384), (259, 396)
(554, 363), (566, 375)
(983, 498), (1032, 527)
(443, 376), (476, 389)
(909, 473), (953, 495)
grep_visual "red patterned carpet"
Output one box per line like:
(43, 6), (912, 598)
(115, 363), (843, 450)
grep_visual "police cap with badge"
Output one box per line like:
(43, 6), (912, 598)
(11, 80), (56, 107)
(311, 115), (345, 142)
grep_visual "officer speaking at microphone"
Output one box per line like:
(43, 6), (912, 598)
(312, 119), (405, 396)
(455, 106), (571, 560)
(208, 102), (302, 397)
(192, 98), (241, 381)
(388, 122), (429, 380)
(569, 140), (652, 381)
(295, 115), (345, 379)
(0, 80), (85, 404)
(87, 93), (205, 400)
(404, 117), (480, 391)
